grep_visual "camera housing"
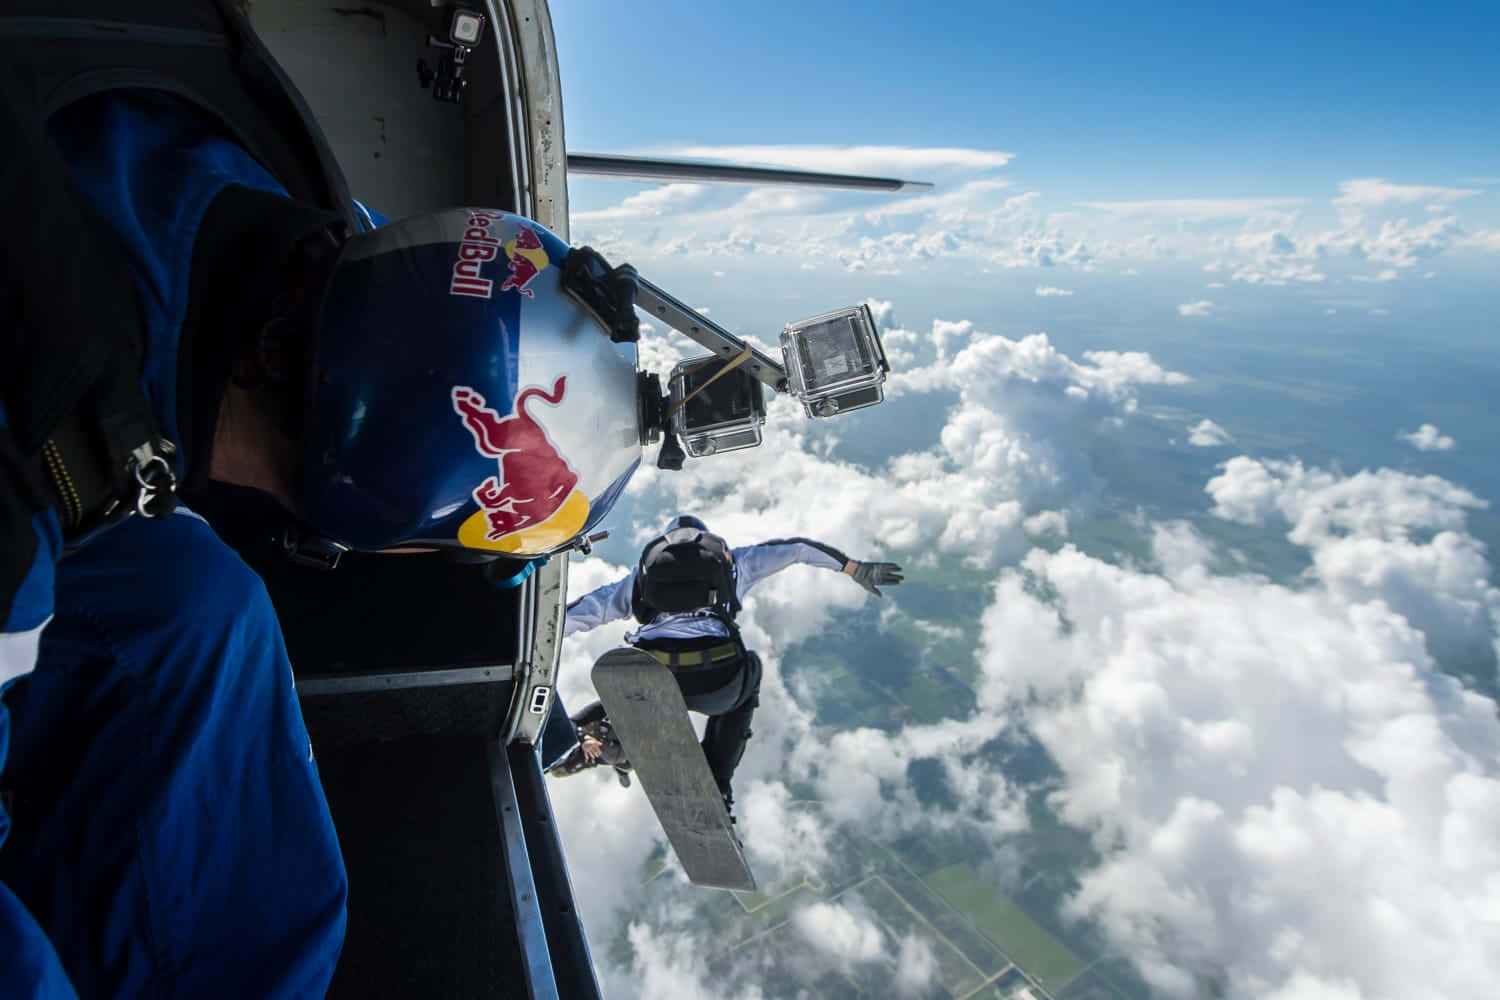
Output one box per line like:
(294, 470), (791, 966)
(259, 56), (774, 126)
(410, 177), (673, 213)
(781, 304), (888, 417)
(666, 357), (767, 457)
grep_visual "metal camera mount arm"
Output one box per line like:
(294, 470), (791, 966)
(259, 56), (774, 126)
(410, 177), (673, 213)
(611, 272), (888, 468)
(633, 278), (789, 395)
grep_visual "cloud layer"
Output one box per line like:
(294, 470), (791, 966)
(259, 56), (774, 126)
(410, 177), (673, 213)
(549, 308), (1500, 999)
(981, 513), (1500, 998)
(569, 144), (1500, 283)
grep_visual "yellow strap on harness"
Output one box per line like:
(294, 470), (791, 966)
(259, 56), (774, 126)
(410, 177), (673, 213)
(642, 644), (740, 667)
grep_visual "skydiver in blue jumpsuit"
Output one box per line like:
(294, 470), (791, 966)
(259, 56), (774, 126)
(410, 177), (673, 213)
(0, 91), (351, 999)
(1, 68), (638, 992)
(546, 516), (903, 807)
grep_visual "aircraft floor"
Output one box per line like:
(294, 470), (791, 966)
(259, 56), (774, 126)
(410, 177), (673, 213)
(318, 732), (523, 998)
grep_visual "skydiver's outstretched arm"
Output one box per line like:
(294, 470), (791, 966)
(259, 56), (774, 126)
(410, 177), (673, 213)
(730, 538), (847, 600)
(731, 538), (903, 600)
(562, 568), (638, 637)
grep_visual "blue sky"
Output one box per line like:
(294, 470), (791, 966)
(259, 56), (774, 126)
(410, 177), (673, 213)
(553, 0), (1500, 202)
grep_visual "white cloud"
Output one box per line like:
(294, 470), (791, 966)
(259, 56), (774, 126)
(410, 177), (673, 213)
(1024, 510), (1070, 536)
(1188, 418), (1233, 447)
(1334, 177), (1480, 210)
(1205, 458), (1483, 540)
(1457, 229), (1500, 252)
(1402, 423), (1456, 452)
(1035, 286), (1074, 297)
(1080, 197), (1305, 220)
(571, 182), (709, 222)
(617, 922), (765, 1000)
(793, 902), (886, 964)
(740, 781), (835, 873)
(571, 160), (1500, 282)
(893, 934), (940, 996)
(626, 320), (1187, 580)
(1220, 230), (1328, 285)
(977, 475), (1500, 997)
(1206, 457), (1498, 671)
(804, 719), (1027, 839)
(1178, 300), (1214, 317)
(857, 178), (1016, 220)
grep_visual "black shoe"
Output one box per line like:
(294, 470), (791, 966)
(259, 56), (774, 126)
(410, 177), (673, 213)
(550, 747), (592, 777)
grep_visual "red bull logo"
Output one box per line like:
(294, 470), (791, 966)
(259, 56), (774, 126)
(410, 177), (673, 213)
(451, 377), (588, 553)
(500, 224), (549, 298)
(449, 210), (507, 299)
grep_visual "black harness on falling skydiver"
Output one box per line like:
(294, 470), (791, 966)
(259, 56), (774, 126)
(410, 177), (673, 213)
(0, 0), (359, 550)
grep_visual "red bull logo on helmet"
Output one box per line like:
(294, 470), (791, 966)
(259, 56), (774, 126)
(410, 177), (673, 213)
(449, 210), (508, 298)
(500, 224), (549, 298)
(451, 377), (589, 553)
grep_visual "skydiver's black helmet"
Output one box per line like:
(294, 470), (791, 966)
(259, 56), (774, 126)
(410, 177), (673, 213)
(630, 514), (738, 622)
(661, 514), (709, 544)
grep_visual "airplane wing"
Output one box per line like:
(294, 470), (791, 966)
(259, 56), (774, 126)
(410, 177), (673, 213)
(568, 152), (933, 192)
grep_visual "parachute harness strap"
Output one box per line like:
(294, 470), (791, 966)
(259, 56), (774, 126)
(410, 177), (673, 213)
(664, 347), (753, 422)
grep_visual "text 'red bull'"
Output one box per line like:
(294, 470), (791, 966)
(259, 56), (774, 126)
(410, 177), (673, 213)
(451, 378), (579, 540)
(449, 210), (506, 298)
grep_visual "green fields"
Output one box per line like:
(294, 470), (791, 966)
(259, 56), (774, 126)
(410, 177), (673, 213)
(924, 863), (1086, 993)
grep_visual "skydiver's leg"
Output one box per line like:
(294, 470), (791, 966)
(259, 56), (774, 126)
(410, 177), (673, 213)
(697, 652), (762, 801)
(543, 698), (634, 781)
(569, 700), (607, 727)
(539, 691), (578, 770)
(0, 512), (346, 999)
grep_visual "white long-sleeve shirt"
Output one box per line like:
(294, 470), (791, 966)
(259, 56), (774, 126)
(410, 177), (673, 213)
(564, 537), (850, 643)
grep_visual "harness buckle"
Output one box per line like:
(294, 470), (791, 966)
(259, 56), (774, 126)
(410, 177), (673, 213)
(130, 441), (179, 519)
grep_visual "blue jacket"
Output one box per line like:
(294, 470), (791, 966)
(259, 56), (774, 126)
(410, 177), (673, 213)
(2, 90), (286, 686)
(1, 91), (346, 999)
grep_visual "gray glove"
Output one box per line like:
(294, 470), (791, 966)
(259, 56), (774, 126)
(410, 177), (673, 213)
(851, 561), (903, 597)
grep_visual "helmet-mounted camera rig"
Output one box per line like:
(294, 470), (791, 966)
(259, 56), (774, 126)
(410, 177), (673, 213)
(623, 278), (890, 470)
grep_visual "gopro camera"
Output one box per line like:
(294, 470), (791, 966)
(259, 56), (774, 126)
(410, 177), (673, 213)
(449, 6), (485, 46)
(667, 357), (766, 457)
(781, 304), (888, 417)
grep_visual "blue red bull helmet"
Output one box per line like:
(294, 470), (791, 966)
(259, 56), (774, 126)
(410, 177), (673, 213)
(298, 208), (642, 555)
